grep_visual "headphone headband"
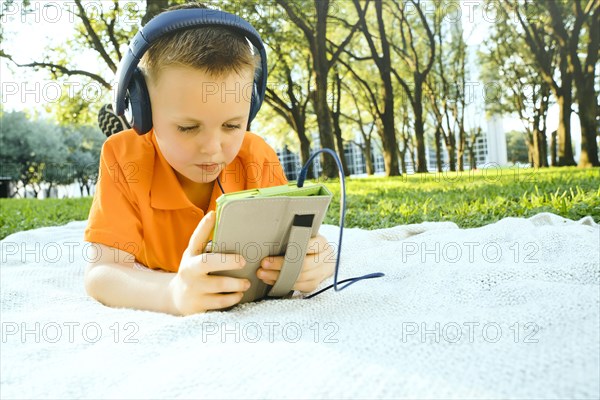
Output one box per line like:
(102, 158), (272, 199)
(114, 9), (268, 134)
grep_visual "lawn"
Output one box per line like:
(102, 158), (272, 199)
(0, 166), (598, 240)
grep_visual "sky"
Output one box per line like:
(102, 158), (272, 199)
(0, 0), (582, 150)
(1, 0), (132, 115)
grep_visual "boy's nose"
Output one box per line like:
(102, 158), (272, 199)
(197, 130), (222, 155)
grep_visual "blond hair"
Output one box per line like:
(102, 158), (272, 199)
(140, 2), (260, 84)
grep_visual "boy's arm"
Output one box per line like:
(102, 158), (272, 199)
(84, 243), (176, 315)
(84, 213), (250, 316)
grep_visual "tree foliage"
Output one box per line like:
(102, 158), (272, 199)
(1, 0), (598, 185)
(0, 111), (103, 198)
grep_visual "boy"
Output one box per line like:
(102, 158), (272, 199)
(84, 3), (334, 316)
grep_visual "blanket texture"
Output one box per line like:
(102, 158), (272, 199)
(1, 213), (599, 399)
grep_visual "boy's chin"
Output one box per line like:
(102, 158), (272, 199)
(186, 168), (221, 183)
(173, 166), (220, 186)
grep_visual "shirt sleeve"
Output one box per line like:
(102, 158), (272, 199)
(83, 140), (143, 261)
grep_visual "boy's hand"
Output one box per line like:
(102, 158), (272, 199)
(256, 234), (335, 293)
(167, 211), (250, 316)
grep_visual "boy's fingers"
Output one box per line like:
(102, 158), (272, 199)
(203, 275), (251, 294)
(306, 234), (330, 254)
(202, 292), (245, 310)
(196, 253), (246, 274)
(184, 211), (216, 258)
(256, 267), (279, 281)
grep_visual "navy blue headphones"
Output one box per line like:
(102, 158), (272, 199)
(114, 8), (268, 135)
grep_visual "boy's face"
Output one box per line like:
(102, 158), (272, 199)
(148, 65), (254, 185)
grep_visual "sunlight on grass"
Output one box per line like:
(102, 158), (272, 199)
(0, 166), (598, 239)
(321, 166), (599, 229)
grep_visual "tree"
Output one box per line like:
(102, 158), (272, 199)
(426, 7), (455, 173)
(545, 0), (599, 167)
(499, 0), (577, 166)
(480, 17), (551, 168)
(388, 0), (436, 173)
(340, 79), (377, 175)
(397, 95), (416, 174)
(1, 0), (176, 125)
(275, 0), (361, 178)
(465, 127), (482, 170)
(62, 125), (104, 196)
(342, 0), (400, 177)
(0, 111), (67, 198)
(330, 66), (351, 176)
(254, 5), (316, 178)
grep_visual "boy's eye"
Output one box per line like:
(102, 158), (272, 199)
(177, 125), (198, 133)
(176, 124), (241, 133)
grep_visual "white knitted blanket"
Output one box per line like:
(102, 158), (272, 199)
(1, 213), (598, 399)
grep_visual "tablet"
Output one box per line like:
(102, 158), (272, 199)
(209, 182), (332, 303)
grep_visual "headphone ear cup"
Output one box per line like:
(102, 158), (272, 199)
(249, 82), (259, 126)
(127, 68), (153, 135)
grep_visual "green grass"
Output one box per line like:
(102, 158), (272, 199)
(0, 197), (93, 240)
(0, 166), (598, 240)
(322, 166), (600, 229)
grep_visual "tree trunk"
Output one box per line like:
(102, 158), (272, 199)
(448, 143), (456, 171)
(399, 146), (407, 175)
(332, 118), (350, 176)
(532, 128), (540, 167)
(550, 130), (558, 166)
(444, 130), (457, 172)
(576, 83), (600, 167)
(556, 87), (577, 166)
(434, 126), (442, 172)
(381, 98), (400, 176)
(45, 182), (54, 198)
(313, 3), (337, 178)
(409, 142), (417, 173)
(537, 85), (550, 168)
(526, 136), (535, 167)
(377, 2), (400, 177)
(413, 87), (428, 173)
(312, 85), (337, 177)
(364, 141), (374, 175)
(297, 125), (314, 179)
(457, 127), (465, 171)
(352, 0), (400, 177)
(331, 73), (351, 176)
(571, 2), (599, 167)
(469, 147), (476, 170)
(537, 130), (549, 167)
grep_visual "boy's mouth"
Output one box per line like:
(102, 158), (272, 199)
(195, 163), (220, 173)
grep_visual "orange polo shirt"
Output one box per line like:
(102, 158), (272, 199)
(84, 128), (288, 272)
